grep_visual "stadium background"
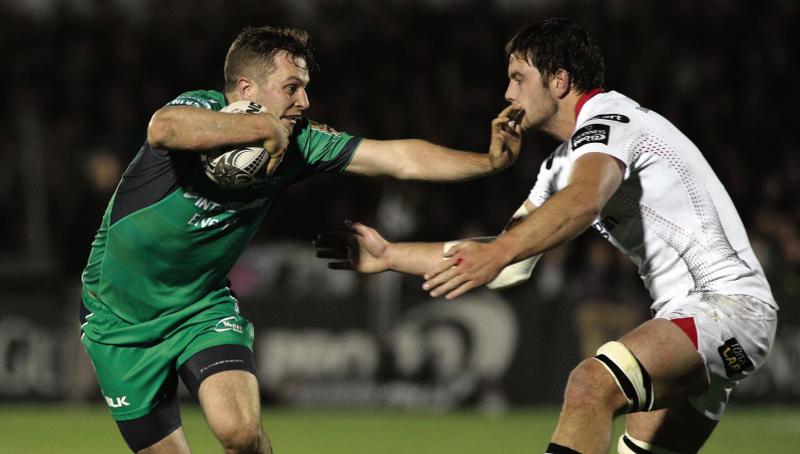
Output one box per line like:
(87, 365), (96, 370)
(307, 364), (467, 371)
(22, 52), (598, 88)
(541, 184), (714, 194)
(1, 0), (798, 452)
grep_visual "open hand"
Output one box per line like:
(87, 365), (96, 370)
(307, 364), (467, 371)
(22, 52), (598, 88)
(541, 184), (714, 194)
(314, 220), (391, 273)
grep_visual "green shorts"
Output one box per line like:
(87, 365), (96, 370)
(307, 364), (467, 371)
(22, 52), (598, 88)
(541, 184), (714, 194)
(80, 299), (255, 421)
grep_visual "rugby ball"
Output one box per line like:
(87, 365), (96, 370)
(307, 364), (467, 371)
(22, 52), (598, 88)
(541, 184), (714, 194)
(202, 100), (270, 188)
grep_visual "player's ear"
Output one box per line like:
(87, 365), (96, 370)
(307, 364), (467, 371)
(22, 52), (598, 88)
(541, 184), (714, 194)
(237, 77), (256, 100)
(552, 69), (571, 98)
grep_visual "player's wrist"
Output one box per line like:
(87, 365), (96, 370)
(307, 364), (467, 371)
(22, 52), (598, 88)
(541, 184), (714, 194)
(382, 242), (400, 272)
(492, 235), (523, 265)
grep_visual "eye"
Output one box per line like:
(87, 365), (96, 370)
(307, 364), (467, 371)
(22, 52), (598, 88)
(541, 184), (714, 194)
(285, 84), (298, 95)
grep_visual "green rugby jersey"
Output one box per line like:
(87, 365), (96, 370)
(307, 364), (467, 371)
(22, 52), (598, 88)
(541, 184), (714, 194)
(81, 90), (361, 344)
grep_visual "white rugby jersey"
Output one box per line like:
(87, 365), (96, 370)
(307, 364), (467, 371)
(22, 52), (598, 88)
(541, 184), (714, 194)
(528, 91), (777, 310)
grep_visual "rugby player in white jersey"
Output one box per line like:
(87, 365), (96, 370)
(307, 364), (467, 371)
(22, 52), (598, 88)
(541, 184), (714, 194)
(315, 18), (778, 454)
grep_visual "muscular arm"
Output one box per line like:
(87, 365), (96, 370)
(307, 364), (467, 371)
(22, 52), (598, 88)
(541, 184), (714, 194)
(496, 152), (624, 261)
(147, 106), (285, 151)
(344, 139), (495, 181)
(343, 105), (523, 181)
(424, 152), (625, 298)
(315, 202), (536, 284)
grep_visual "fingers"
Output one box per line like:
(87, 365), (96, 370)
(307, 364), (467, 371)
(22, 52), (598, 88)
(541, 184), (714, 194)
(344, 219), (370, 235)
(328, 261), (354, 270)
(315, 248), (348, 260)
(422, 261), (476, 299)
(445, 281), (478, 300)
(422, 256), (469, 297)
(507, 108), (525, 129)
(314, 231), (352, 248)
(265, 153), (285, 176)
(493, 105), (525, 134)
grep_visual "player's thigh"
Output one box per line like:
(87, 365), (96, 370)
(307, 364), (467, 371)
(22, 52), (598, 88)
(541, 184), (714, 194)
(624, 399), (717, 454)
(81, 335), (186, 451)
(198, 369), (263, 438)
(81, 321), (178, 421)
(617, 318), (708, 409)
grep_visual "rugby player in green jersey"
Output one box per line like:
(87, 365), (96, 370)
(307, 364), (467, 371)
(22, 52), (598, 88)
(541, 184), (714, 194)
(79, 26), (522, 453)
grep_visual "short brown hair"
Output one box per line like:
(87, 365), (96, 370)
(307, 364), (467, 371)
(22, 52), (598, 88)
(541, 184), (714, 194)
(223, 26), (316, 93)
(505, 18), (604, 93)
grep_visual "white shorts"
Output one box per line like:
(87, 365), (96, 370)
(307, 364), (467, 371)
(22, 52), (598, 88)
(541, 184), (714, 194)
(653, 292), (777, 420)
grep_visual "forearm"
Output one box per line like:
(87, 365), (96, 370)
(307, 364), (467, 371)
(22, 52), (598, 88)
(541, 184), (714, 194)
(495, 185), (599, 263)
(384, 241), (447, 275)
(350, 139), (495, 181)
(147, 106), (282, 151)
(395, 139), (495, 181)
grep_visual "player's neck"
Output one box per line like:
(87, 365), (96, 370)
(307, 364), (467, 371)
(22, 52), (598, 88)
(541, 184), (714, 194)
(549, 88), (602, 142)
(546, 93), (582, 141)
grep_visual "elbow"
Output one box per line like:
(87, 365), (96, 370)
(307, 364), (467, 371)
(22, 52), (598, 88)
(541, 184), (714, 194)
(147, 109), (173, 148)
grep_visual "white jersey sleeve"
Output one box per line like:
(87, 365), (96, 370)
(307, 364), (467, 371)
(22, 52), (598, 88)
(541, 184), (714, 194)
(570, 110), (641, 167)
(527, 146), (565, 208)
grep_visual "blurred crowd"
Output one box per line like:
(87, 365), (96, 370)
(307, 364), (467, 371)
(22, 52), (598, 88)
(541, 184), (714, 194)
(2, 0), (798, 326)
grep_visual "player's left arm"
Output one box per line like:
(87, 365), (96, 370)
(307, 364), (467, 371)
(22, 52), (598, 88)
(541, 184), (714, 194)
(423, 151), (624, 299)
(343, 105), (523, 181)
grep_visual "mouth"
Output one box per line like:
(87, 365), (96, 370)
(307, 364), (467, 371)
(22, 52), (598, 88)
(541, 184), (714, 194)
(281, 114), (302, 128)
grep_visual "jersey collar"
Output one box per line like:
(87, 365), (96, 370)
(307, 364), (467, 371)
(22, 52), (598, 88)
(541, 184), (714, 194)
(575, 88), (604, 118)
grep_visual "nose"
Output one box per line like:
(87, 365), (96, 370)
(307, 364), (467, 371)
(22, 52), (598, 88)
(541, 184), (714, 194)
(504, 83), (515, 103)
(295, 88), (310, 111)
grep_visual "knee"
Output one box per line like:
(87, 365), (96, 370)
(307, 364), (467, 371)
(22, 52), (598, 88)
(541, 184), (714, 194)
(563, 358), (627, 413)
(217, 420), (267, 454)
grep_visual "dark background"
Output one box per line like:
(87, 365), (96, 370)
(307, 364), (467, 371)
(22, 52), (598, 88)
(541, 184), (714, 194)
(0, 0), (797, 406)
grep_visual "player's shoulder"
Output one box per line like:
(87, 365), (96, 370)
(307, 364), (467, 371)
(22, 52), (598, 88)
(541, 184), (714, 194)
(165, 89), (227, 111)
(295, 117), (347, 137)
(579, 91), (643, 126)
(570, 91), (643, 150)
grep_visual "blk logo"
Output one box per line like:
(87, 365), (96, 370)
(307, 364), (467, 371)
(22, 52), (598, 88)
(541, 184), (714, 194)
(105, 395), (130, 408)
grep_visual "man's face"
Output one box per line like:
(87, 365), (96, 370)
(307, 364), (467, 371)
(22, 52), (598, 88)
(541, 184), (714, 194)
(504, 54), (557, 131)
(249, 51), (311, 132)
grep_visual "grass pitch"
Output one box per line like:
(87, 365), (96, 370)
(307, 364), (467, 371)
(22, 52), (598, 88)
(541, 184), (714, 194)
(0, 404), (798, 453)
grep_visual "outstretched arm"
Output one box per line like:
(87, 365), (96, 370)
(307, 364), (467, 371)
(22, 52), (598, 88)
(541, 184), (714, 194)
(314, 220), (444, 276)
(343, 105), (524, 181)
(423, 152), (625, 299)
(315, 203), (540, 290)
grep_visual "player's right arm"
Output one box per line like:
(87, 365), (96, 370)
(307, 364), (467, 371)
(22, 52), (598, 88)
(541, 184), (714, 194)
(315, 220), (444, 276)
(147, 105), (288, 153)
(315, 200), (539, 287)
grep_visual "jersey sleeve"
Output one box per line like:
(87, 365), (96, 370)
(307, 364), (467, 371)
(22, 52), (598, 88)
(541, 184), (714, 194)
(527, 150), (560, 207)
(165, 90), (227, 112)
(294, 119), (362, 173)
(569, 113), (639, 166)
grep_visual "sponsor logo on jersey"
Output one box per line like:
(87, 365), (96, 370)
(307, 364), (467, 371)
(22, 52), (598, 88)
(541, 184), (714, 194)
(310, 121), (342, 135)
(167, 96), (214, 109)
(589, 113), (630, 123)
(571, 124), (609, 150)
(104, 395), (130, 408)
(245, 101), (264, 113)
(717, 337), (754, 377)
(215, 316), (244, 334)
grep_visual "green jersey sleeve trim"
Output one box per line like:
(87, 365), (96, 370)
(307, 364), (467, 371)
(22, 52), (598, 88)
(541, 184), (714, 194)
(296, 118), (363, 174)
(166, 90), (227, 111)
